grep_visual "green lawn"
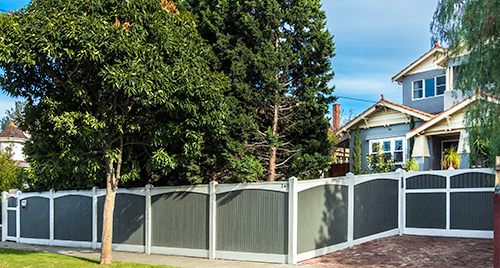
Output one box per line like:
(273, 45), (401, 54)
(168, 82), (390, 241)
(0, 248), (177, 267)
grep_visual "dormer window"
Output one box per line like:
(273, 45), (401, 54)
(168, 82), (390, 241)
(412, 75), (446, 99)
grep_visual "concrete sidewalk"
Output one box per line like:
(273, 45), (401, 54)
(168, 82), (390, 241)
(0, 241), (294, 268)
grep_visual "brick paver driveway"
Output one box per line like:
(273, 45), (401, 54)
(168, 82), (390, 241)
(299, 235), (493, 267)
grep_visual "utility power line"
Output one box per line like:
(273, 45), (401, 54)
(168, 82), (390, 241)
(335, 95), (377, 103)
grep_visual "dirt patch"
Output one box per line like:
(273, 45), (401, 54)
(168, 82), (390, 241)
(299, 235), (493, 267)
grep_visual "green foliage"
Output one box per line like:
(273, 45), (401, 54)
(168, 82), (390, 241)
(403, 158), (419, 172)
(432, 0), (500, 168)
(352, 127), (363, 174)
(366, 144), (395, 173)
(443, 145), (461, 169)
(0, 101), (26, 130)
(0, 0), (227, 190)
(182, 0), (336, 181)
(0, 148), (24, 192)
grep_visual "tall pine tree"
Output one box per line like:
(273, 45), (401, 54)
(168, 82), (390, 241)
(183, 0), (336, 181)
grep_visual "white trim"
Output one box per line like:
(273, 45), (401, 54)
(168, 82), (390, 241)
(287, 177), (298, 264)
(445, 174), (450, 231)
(5, 236), (16, 242)
(368, 137), (406, 167)
(208, 181), (217, 260)
(295, 242), (349, 263)
(96, 242), (145, 252)
(353, 172), (400, 185)
(95, 187), (146, 198)
(398, 169), (403, 235)
(347, 173), (354, 247)
(150, 246), (209, 258)
(53, 190), (94, 199)
(404, 228), (493, 239)
(405, 189), (447, 193)
(49, 190), (54, 246)
(18, 192), (51, 200)
(145, 184), (152, 254)
(215, 250), (287, 264)
(53, 240), (93, 248)
(353, 229), (400, 246)
(216, 182), (288, 194)
(16, 191), (20, 243)
(19, 237), (51, 245)
(296, 176), (350, 192)
(151, 185), (209, 196)
(405, 168), (492, 177)
(450, 188), (493, 193)
(92, 186), (97, 250)
(1, 192), (7, 242)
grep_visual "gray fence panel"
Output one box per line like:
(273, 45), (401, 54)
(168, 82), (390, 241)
(450, 192), (493, 231)
(20, 197), (49, 239)
(151, 192), (209, 249)
(297, 185), (348, 254)
(406, 193), (446, 229)
(7, 210), (16, 237)
(216, 189), (288, 254)
(450, 173), (495, 188)
(7, 197), (16, 207)
(354, 179), (398, 240)
(54, 195), (92, 241)
(98, 193), (144, 245)
(406, 174), (446, 189)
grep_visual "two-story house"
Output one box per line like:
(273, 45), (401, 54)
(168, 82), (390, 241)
(335, 43), (496, 172)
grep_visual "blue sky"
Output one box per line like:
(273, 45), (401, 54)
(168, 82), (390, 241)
(0, 0), (439, 123)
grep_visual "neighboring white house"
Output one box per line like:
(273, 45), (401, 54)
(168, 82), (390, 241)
(0, 120), (29, 167)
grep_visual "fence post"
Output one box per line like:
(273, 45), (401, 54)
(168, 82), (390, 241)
(92, 186), (97, 250)
(494, 156), (500, 268)
(1, 191), (6, 242)
(209, 181), (218, 260)
(49, 189), (54, 246)
(287, 177), (298, 264)
(346, 172), (355, 247)
(16, 190), (21, 243)
(145, 184), (152, 254)
(397, 168), (404, 236)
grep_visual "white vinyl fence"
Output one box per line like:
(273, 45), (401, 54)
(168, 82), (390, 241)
(1, 168), (494, 264)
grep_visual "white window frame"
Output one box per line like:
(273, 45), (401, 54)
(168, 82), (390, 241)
(412, 75), (446, 100)
(369, 137), (406, 166)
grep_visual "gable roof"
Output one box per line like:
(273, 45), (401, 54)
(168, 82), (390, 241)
(0, 121), (28, 140)
(406, 92), (500, 139)
(391, 42), (447, 83)
(336, 95), (435, 136)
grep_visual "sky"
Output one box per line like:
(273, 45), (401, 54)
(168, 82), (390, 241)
(0, 0), (440, 123)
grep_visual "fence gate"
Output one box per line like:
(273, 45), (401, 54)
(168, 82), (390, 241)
(402, 168), (494, 238)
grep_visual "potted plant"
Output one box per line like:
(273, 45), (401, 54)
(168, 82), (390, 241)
(443, 146), (460, 170)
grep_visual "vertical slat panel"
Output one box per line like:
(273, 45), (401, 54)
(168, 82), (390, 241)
(216, 189), (288, 254)
(151, 192), (209, 249)
(451, 173), (494, 188)
(20, 197), (49, 239)
(54, 195), (92, 241)
(406, 193), (446, 229)
(7, 210), (16, 237)
(450, 192), (493, 230)
(297, 185), (348, 254)
(97, 193), (145, 245)
(354, 179), (398, 239)
(406, 174), (446, 189)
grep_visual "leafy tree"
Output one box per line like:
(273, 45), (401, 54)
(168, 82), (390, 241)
(0, 148), (26, 219)
(0, 101), (26, 130)
(432, 0), (500, 167)
(181, 0), (336, 181)
(0, 0), (226, 264)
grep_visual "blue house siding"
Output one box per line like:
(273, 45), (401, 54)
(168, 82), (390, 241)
(402, 69), (446, 114)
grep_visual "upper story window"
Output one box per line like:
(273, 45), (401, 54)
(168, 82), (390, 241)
(412, 75), (446, 100)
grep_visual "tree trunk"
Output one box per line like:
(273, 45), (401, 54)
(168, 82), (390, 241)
(100, 146), (122, 265)
(99, 177), (116, 264)
(268, 102), (279, 181)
